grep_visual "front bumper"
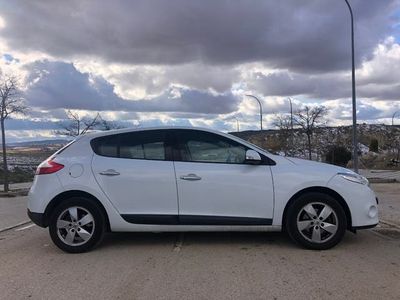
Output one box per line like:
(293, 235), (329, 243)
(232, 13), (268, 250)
(352, 223), (379, 231)
(328, 175), (379, 228)
(27, 209), (46, 227)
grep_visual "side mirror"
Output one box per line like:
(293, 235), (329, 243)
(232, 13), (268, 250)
(245, 149), (261, 164)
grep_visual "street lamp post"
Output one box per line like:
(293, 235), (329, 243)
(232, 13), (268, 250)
(246, 95), (263, 131)
(234, 117), (240, 132)
(392, 110), (400, 126)
(344, 0), (359, 173)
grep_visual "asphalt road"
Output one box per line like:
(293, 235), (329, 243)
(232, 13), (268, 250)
(372, 183), (400, 227)
(0, 196), (29, 231)
(0, 183), (399, 299)
(0, 224), (400, 299)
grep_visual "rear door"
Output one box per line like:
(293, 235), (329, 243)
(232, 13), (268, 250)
(91, 130), (179, 224)
(173, 129), (274, 225)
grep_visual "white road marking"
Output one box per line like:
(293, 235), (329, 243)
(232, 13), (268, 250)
(0, 220), (32, 233)
(15, 224), (36, 231)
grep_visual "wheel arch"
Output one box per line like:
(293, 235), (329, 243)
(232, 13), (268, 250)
(43, 190), (111, 231)
(282, 186), (352, 230)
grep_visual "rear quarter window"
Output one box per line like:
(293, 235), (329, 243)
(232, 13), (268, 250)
(91, 135), (119, 158)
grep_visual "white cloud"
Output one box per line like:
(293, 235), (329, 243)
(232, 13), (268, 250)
(0, 1), (399, 140)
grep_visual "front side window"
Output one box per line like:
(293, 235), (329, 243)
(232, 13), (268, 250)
(91, 130), (166, 160)
(178, 130), (246, 164)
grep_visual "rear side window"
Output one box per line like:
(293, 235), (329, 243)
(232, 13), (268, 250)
(119, 131), (165, 160)
(91, 130), (166, 160)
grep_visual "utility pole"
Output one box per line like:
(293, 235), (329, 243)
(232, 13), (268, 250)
(246, 95), (263, 131)
(288, 97), (294, 155)
(392, 110), (400, 161)
(344, 0), (359, 173)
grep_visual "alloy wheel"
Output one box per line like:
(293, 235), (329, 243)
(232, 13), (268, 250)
(56, 206), (95, 246)
(296, 202), (338, 244)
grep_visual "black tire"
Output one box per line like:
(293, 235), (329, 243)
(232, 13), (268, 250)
(285, 192), (347, 250)
(49, 197), (106, 253)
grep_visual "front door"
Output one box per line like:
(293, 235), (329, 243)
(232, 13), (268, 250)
(173, 129), (274, 225)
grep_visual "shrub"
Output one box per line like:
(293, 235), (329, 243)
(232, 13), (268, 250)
(325, 146), (352, 167)
(0, 167), (35, 184)
(369, 138), (379, 153)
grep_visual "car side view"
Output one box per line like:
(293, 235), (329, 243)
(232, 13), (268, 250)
(27, 127), (379, 253)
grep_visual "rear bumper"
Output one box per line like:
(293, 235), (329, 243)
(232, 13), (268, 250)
(27, 209), (46, 228)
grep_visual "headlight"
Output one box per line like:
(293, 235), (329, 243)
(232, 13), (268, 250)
(338, 172), (369, 185)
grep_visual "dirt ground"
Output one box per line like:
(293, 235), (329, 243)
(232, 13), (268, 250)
(371, 183), (400, 226)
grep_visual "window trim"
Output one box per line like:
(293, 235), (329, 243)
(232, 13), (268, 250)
(90, 129), (276, 165)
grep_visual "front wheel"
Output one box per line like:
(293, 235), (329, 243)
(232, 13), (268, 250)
(285, 193), (347, 250)
(49, 197), (106, 253)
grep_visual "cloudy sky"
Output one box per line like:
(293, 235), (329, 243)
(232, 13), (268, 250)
(0, 0), (399, 142)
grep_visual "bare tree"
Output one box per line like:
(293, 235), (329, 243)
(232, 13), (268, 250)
(55, 110), (125, 137)
(97, 114), (126, 131)
(55, 110), (102, 137)
(294, 105), (328, 160)
(0, 75), (28, 192)
(273, 113), (292, 155)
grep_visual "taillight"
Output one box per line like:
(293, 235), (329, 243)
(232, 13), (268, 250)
(36, 159), (64, 175)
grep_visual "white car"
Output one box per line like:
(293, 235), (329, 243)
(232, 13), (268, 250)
(27, 127), (378, 253)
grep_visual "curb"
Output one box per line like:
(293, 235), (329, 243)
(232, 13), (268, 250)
(0, 220), (32, 233)
(380, 220), (400, 230)
(0, 189), (30, 198)
(368, 178), (397, 183)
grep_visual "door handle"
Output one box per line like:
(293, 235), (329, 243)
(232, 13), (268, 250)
(99, 169), (120, 176)
(180, 174), (202, 181)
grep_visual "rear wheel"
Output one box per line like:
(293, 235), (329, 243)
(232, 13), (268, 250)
(49, 197), (106, 253)
(286, 193), (347, 250)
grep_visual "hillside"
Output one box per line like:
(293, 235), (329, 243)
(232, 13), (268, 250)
(6, 139), (70, 147)
(230, 124), (400, 169)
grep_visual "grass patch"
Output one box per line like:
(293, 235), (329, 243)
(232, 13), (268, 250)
(0, 167), (35, 184)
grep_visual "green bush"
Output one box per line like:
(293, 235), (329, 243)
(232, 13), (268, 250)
(325, 146), (352, 167)
(0, 167), (35, 184)
(369, 138), (379, 153)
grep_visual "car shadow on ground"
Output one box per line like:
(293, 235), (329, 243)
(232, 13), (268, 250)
(28, 228), (377, 254)
(98, 231), (291, 249)
(93, 228), (383, 252)
(97, 231), (363, 251)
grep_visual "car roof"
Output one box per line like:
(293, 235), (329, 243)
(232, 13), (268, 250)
(83, 126), (228, 138)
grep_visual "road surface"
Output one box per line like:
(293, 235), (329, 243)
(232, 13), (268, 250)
(0, 183), (399, 299)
